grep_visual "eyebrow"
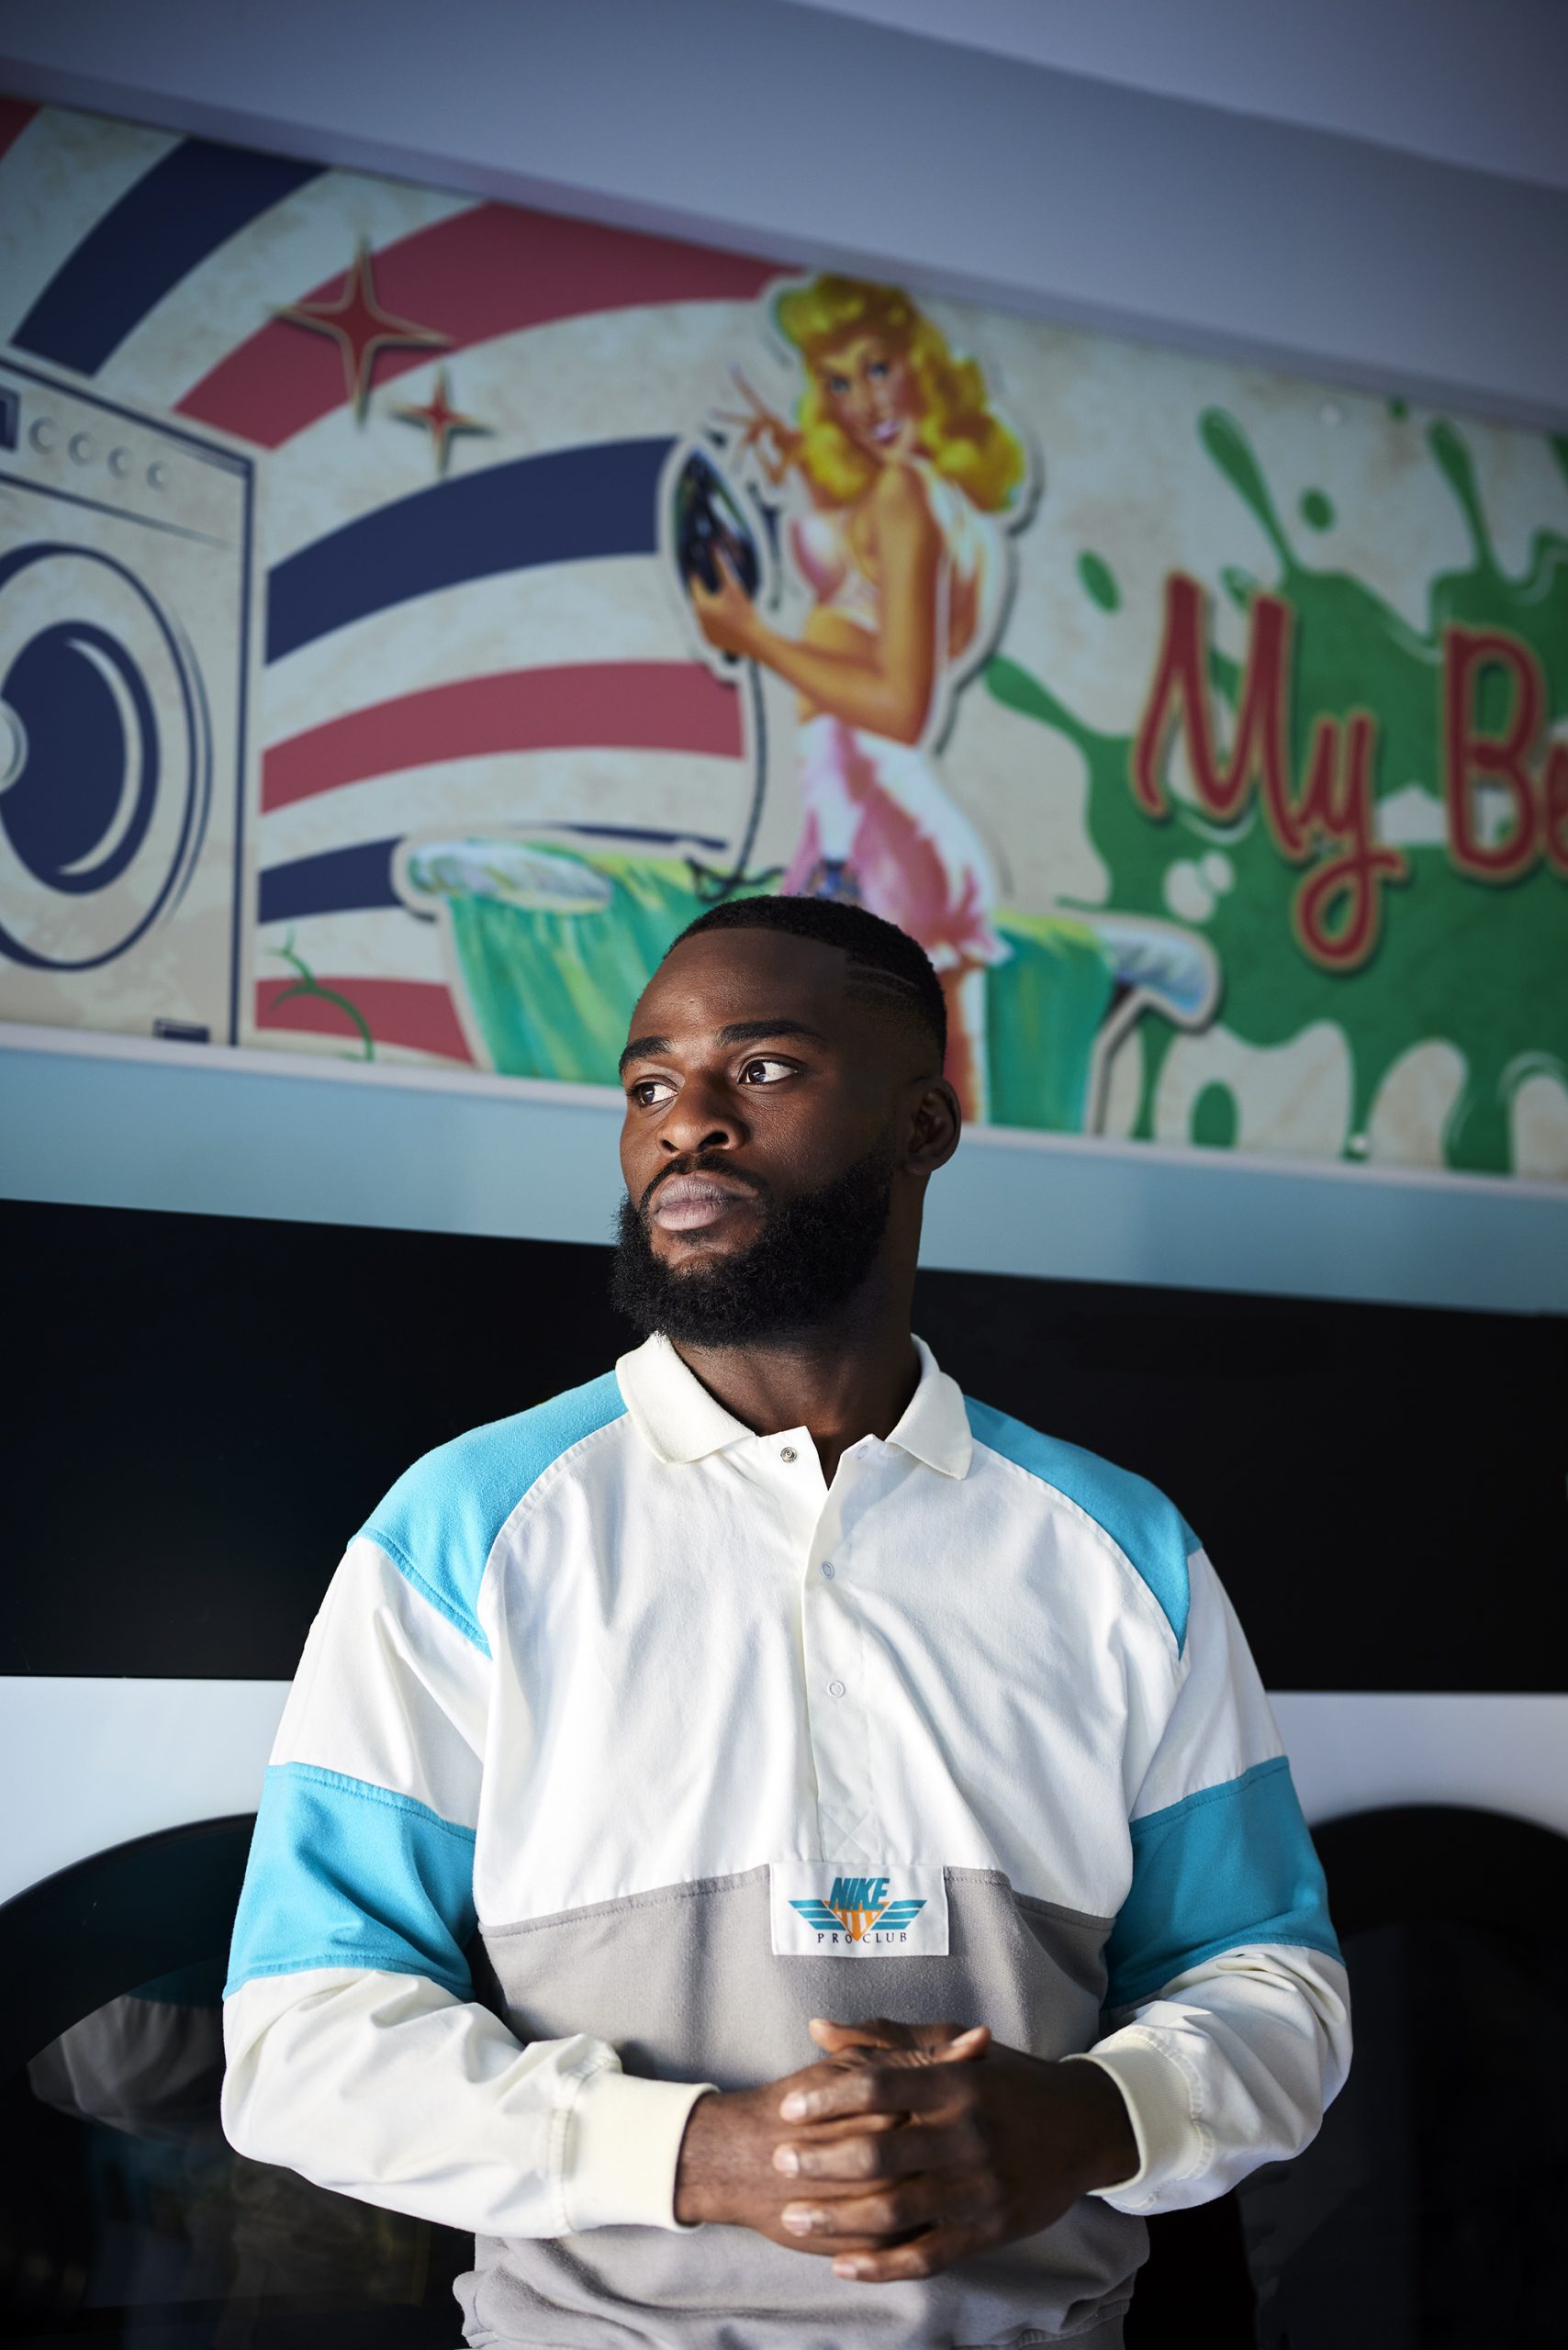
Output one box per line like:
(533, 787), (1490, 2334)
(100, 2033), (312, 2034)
(617, 1019), (830, 1076)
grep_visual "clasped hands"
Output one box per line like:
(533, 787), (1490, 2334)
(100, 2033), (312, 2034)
(672, 2016), (1137, 2285)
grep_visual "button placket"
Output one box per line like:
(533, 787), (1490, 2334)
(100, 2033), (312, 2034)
(799, 1483), (875, 1852)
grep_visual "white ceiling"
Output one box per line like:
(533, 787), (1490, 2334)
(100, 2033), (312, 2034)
(1, 0), (1562, 423)
(779, 0), (1568, 190)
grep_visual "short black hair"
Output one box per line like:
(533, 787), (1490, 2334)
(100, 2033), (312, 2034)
(667, 894), (946, 1067)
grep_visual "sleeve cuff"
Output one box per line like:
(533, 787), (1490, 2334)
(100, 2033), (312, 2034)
(560, 2065), (716, 2232)
(1064, 2031), (1204, 2210)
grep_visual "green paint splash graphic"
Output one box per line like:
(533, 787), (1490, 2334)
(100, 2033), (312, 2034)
(1077, 550), (1121, 610)
(987, 408), (1568, 1171)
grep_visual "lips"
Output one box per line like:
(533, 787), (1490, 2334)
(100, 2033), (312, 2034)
(647, 1172), (760, 1233)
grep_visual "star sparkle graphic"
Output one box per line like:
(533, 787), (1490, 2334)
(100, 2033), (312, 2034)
(273, 239), (450, 419)
(393, 367), (491, 475)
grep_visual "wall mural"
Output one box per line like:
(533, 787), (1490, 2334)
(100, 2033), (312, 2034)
(1, 98), (1564, 1175)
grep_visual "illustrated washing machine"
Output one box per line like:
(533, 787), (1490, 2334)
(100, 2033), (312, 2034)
(0, 357), (256, 1043)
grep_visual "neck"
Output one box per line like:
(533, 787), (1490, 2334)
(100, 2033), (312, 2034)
(670, 1266), (918, 1485)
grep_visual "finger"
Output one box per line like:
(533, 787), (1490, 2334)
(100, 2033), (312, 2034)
(779, 2060), (963, 2127)
(807, 2017), (902, 2053)
(808, 2017), (970, 2055)
(931, 2026), (991, 2064)
(833, 2226), (978, 2285)
(788, 2109), (905, 2145)
(782, 2171), (968, 2244)
(809, 2016), (950, 2049)
(776, 2122), (972, 2184)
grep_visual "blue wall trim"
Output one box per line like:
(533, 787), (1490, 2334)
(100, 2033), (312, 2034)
(363, 1370), (627, 1651)
(6, 1041), (1564, 1315)
(225, 1760), (476, 2001)
(1106, 1755), (1341, 2009)
(15, 140), (321, 375)
(966, 1394), (1195, 1648)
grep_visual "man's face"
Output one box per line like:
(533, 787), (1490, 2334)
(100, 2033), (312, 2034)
(612, 928), (933, 1345)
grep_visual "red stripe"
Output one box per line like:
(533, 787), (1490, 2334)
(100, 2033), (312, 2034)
(0, 97), (39, 165)
(262, 662), (741, 812)
(255, 976), (474, 1063)
(178, 201), (775, 448)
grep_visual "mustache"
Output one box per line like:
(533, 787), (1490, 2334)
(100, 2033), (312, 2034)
(638, 1153), (768, 1217)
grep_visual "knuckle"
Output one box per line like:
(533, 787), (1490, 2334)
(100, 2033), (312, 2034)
(974, 2174), (1005, 2222)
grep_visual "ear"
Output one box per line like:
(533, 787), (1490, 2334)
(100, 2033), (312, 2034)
(903, 1076), (961, 1175)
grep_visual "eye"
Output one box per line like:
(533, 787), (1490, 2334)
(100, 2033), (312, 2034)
(827, 374), (850, 396)
(629, 1076), (676, 1108)
(738, 1058), (794, 1085)
(868, 360), (889, 380)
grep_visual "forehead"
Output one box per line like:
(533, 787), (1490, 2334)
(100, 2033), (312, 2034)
(629, 928), (868, 1048)
(818, 332), (895, 376)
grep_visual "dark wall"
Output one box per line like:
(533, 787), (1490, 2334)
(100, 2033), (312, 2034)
(6, 1197), (1563, 1690)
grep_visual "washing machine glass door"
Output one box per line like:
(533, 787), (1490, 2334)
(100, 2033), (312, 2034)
(0, 542), (210, 972)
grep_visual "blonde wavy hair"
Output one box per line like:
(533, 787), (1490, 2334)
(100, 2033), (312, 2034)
(774, 275), (1026, 516)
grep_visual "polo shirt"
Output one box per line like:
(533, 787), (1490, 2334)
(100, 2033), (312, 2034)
(223, 1332), (1350, 2349)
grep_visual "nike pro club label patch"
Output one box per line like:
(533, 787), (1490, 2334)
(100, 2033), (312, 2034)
(769, 1862), (949, 1956)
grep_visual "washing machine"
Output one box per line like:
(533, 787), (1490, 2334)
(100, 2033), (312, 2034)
(0, 357), (256, 1044)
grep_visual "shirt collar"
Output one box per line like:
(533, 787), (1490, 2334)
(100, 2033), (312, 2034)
(614, 1332), (972, 1479)
(615, 1334), (754, 1463)
(889, 1337), (973, 1478)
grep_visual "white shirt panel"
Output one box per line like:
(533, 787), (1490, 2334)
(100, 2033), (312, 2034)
(468, 1364), (1182, 1928)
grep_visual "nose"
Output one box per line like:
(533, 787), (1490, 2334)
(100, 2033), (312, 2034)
(656, 1070), (746, 1157)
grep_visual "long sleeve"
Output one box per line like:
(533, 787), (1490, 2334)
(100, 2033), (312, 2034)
(220, 1528), (709, 2236)
(1074, 1546), (1351, 2212)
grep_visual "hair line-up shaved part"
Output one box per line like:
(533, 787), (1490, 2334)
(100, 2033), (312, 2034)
(666, 894), (947, 1069)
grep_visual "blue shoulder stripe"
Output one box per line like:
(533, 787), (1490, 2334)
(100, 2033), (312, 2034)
(362, 1370), (626, 1654)
(1105, 1756), (1341, 2009)
(225, 1762), (476, 2002)
(964, 1396), (1197, 1649)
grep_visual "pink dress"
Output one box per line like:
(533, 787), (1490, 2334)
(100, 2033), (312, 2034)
(781, 466), (1010, 973)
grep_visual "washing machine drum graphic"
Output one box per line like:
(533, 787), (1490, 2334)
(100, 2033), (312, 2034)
(0, 543), (211, 970)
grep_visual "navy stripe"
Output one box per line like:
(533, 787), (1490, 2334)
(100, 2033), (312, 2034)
(265, 439), (672, 662)
(258, 841), (400, 923)
(14, 140), (322, 375)
(256, 823), (734, 925)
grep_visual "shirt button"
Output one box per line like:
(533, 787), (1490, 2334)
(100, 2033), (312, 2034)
(779, 1445), (798, 1463)
(820, 1561), (835, 1578)
(828, 1679), (846, 1698)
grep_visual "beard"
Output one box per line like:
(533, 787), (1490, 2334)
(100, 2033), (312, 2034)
(610, 1146), (896, 1348)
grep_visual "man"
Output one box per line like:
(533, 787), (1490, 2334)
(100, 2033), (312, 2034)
(223, 897), (1350, 2347)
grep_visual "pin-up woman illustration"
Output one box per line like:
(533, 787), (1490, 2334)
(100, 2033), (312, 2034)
(689, 276), (1030, 1119)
